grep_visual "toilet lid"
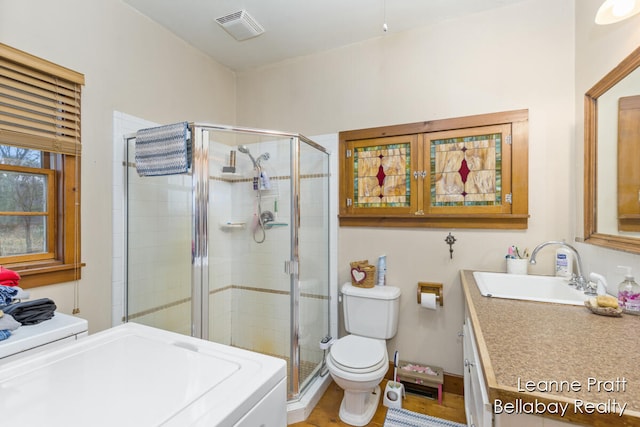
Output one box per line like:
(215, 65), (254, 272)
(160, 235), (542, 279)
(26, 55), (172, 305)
(329, 335), (387, 373)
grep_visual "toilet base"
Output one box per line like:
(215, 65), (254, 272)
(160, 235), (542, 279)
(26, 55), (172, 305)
(338, 385), (381, 426)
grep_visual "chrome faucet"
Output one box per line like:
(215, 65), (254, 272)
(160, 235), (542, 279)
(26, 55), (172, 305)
(529, 241), (589, 291)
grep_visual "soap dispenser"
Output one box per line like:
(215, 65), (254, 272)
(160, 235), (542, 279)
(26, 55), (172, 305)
(617, 266), (640, 315)
(555, 247), (573, 278)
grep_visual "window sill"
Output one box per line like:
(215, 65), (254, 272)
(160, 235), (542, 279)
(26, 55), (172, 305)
(6, 262), (85, 289)
(338, 214), (529, 229)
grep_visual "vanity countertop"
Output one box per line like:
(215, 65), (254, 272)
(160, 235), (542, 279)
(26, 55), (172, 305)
(461, 270), (640, 426)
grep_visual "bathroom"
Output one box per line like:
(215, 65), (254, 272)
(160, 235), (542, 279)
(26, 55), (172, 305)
(1, 0), (640, 425)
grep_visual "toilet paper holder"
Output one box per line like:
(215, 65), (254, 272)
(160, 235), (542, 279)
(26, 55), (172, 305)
(417, 282), (443, 306)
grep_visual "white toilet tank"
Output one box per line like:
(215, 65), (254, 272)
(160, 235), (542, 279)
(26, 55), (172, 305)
(342, 283), (401, 339)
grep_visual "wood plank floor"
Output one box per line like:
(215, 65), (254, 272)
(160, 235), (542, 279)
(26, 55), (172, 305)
(291, 379), (467, 427)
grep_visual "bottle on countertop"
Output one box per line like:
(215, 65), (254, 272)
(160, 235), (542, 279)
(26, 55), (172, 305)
(555, 247), (573, 279)
(617, 266), (640, 315)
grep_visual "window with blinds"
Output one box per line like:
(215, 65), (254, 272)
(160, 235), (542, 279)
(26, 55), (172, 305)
(0, 43), (84, 288)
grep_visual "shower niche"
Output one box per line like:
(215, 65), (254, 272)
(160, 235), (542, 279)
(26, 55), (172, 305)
(125, 123), (331, 403)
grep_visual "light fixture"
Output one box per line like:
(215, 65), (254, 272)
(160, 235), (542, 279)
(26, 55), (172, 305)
(382, 0), (388, 32)
(595, 0), (640, 24)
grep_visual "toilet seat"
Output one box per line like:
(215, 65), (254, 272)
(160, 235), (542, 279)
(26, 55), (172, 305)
(329, 335), (387, 374)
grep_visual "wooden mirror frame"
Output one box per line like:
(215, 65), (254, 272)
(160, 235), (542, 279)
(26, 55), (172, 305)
(584, 46), (640, 254)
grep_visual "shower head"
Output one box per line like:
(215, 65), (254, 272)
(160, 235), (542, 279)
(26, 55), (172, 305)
(238, 145), (258, 168)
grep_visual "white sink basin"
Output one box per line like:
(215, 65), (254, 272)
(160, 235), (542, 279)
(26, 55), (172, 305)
(472, 271), (590, 306)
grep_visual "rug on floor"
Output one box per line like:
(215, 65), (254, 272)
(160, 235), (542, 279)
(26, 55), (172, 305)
(384, 408), (466, 427)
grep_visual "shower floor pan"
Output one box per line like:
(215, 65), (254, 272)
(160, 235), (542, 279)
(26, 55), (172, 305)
(0, 322), (287, 427)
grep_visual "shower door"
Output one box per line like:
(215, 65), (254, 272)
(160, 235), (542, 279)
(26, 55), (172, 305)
(205, 130), (330, 399)
(206, 129), (295, 359)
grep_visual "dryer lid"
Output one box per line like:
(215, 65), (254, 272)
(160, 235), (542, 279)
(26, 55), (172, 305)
(330, 335), (386, 370)
(0, 323), (286, 426)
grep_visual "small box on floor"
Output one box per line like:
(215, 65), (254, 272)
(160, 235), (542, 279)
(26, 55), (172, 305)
(396, 361), (444, 404)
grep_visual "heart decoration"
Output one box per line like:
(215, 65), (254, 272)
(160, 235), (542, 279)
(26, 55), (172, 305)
(351, 267), (366, 283)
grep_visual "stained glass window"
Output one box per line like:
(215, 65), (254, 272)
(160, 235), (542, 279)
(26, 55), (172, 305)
(354, 143), (411, 208)
(430, 133), (501, 207)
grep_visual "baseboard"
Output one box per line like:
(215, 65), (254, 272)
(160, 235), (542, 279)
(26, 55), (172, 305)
(443, 372), (463, 396)
(386, 361), (464, 396)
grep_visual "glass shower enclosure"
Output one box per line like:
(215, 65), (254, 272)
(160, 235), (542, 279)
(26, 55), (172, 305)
(125, 123), (331, 400)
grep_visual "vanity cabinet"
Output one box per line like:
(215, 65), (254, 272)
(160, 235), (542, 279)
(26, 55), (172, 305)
(461, 271), (608, 427)
(462, 311), (576, 427)
(463, 313), (493, 427)
(339, 109), (529, 229)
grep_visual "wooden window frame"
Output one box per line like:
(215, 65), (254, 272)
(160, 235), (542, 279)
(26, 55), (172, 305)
(0, 43), (84, 288)
(0, 162), (56, 263)
(339, 109), (529, 229)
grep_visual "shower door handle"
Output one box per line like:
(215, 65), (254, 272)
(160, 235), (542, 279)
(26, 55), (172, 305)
(284, 260), (299, 275)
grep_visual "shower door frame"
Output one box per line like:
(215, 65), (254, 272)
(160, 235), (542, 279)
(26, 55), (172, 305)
(190, 123), (330, 400)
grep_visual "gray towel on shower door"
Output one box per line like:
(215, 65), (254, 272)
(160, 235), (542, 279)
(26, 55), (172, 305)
(135, 121), (192, 176)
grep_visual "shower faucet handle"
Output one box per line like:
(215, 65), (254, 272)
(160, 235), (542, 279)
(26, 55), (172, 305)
(260, 210), (275, 224)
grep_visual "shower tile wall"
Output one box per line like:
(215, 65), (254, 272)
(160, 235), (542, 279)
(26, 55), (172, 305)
(127, 170), (193, 335)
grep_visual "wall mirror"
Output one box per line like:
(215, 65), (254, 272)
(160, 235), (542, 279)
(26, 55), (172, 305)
(584, 46), (640, 254)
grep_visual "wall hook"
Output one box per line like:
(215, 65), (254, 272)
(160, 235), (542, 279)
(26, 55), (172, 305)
(445, 232), (456, 259)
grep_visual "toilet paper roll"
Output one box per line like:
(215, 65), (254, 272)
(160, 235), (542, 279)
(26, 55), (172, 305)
(420, 292), (437, 310)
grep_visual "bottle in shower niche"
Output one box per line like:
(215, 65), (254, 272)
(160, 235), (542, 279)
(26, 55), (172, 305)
(617, 266), (640, 315)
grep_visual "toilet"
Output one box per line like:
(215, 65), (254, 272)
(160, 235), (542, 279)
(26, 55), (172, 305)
(326, 282), (401, 426)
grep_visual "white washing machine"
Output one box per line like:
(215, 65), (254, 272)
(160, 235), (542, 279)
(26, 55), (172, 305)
(0, 322), (287, 426)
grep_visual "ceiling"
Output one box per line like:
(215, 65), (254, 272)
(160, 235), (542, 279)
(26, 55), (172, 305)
(123, 0), (528, 71)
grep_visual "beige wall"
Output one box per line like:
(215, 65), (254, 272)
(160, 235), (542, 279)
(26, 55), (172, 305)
(0, 0), (236, 332)
(236, 0), (576, 375)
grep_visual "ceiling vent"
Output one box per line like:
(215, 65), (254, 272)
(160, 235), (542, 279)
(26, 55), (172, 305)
(215, 10), (264, 41)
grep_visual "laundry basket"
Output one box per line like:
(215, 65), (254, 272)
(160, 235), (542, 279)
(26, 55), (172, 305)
(350, 260), (376, 288)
